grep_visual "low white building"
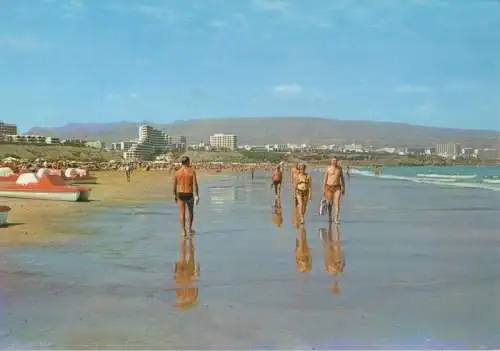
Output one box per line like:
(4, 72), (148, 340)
(475, 148), (498, 160)
(209, 133), (238, 151)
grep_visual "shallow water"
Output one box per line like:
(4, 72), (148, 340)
(1, 171), (499, 349)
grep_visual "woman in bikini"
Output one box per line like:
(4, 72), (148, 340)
(295, 163), (312, 224)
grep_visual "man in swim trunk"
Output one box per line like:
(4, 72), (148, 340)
(323, 157), (345, 223)
(173, 156), (199, 235)
(271, 165), (283, 197)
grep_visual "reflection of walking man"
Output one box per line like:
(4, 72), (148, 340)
(173, 234), (200, 310)
(173, 156), (199, 236)
(320, 222), (345, 295)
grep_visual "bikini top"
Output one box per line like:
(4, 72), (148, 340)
(296, 175), (309, 190)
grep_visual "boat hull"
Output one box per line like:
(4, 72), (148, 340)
(0, 207), (9, 226)
(65, 177), (98, 185)
(0, 175), (18, 182)
(0, 190), (86, 202)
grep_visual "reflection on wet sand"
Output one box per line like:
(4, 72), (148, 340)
(272, 198), (283, 228)
(295, 225), (312, 273)
(320, 222), (345, 295)
(291, 198), (300, 229)
(172, 234), (200, 310)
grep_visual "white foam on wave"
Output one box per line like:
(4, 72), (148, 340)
(416, 173), (477, 179)
(351, 168), (500, 192)
(483, 179), (500, 184)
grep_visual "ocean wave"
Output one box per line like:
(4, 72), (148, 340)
(483, 179), (500, 184)
(416, 173), (477, 179)
(351, 169), (500, 192)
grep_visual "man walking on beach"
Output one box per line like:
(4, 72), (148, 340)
(323, 157), (345, 224)
(271, 164), (283, 198)
(173, 156), (199, 235)
(125, 162), (133, 183)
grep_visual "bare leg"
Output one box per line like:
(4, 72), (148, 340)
(296, 194), (304, 224)
(177, 200), (186, 235)
(325, 187), (334, 221)
(333, 189), (342, 223)
(277, 183), (281, 197)
(302, 195), (309, 218)
(187, 198), (195, 234)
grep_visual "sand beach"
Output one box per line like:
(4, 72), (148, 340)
(0, 166), (499, 348)
(0, 170), (201, 245)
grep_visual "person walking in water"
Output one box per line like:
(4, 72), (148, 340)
(271, 164), (283, 198)
(173, 156), (199, 235)
(323, 157), (345, 224)
(295, 163), (312, 225)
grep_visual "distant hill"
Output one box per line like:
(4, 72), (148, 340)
(26, 117), (500, 148)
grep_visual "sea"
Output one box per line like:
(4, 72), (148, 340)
(347, 165), (500, 192)
(0, 165), (499, 349)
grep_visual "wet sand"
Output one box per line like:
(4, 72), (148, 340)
(0, 171), (209, 245)
(1, 171), (499, 348)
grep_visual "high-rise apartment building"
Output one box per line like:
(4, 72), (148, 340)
(436, 143), (461, 158)
(166, 135), (187, 151)
(124, 125), (169, 160)
(0, 121), (17, 136)
(209, 133), (238, 151)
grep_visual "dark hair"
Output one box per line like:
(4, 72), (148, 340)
(180, 156), (190, 165)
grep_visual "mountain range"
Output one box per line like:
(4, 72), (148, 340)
(27, 117), (500, 148)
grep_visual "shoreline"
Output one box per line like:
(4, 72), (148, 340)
(0, 170), (214, 246)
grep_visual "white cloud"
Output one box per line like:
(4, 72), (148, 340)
(61, 0), (85, 18)
(252, 0), (289, 12)
(207, 20), (226, 28)
(395, 84), (433, 94)
(107, 3), (176, 23)
(272, 84), (304, 96)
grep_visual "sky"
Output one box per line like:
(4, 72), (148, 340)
(0, 0), (499, 132)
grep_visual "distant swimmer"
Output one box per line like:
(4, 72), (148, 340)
(251, 167), (255, 181)
(323, 157), (345, 224)
(271, 164), (283, 197)
(295, 164), (312, 225)
(346, 166), (351, 181)
(173, 156), (199, 236)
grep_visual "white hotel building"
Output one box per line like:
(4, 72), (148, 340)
(124, 125), (169, 160)
(209, 133), (238, 151)
(436, 143), (461, 158)
(123, 125), (188, 160)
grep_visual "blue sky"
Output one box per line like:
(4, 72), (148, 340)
(1, 0), (499, 132)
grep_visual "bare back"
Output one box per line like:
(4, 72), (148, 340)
(325, 166), (342, 186)
(175, 166), (196, 193)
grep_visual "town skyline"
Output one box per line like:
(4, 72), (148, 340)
(2, 0), (499, 132)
